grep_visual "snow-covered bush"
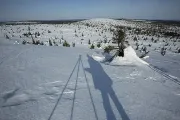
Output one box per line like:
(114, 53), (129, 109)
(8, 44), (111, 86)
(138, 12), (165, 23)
(104, 45), (114, 54)
(97, 43), (101, 48)
(63, 40), (70, 47)
(40, 41), (44, 45)
(22, 40), (27, 45)
(48, 30), (51, 33)
(35, 40), (40, 45)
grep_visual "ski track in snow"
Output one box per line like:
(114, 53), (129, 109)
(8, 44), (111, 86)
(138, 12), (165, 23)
(148, 64), (180, 85)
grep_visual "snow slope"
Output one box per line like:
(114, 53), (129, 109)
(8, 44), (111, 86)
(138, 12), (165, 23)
(0, 18), (180, 120)
(0, 44), (180, 120)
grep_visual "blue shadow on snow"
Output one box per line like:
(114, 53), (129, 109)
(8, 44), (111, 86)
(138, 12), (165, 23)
(85, 55), (130, 120)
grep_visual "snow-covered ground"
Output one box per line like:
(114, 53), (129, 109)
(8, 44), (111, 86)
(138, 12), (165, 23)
(0, 18), (180, 120)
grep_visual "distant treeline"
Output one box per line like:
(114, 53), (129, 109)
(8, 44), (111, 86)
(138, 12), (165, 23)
(1, 19), (180, 26)
(0, 19), (85, 25)
(151, 20), (180, 26)
(164, 32), (180, 37)
(116, 18), (180, 26)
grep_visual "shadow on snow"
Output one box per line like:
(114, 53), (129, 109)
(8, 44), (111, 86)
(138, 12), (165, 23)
(85, 55), (130, 120)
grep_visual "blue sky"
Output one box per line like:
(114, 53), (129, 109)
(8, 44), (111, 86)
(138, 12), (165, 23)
(0, 0), (180, 21)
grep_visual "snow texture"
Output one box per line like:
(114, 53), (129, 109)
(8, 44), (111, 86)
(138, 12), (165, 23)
(0, 18), (180, 120)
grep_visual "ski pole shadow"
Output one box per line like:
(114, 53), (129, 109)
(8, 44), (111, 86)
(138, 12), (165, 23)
(85, 55), (130, 120)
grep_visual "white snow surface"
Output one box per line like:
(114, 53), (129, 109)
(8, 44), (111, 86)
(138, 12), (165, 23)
(0, 44), (180, 120)
(92, 55), (105, 62)
(0, 18), (180, 120)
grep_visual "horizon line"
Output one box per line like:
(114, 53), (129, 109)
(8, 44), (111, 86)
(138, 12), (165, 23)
(1, 17), (180, 23)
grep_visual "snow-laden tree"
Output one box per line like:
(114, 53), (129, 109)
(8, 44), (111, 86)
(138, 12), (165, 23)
(113, 28), (126, 57)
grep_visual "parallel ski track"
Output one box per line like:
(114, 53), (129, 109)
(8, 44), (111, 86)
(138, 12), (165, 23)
(148, 64), (180, 85)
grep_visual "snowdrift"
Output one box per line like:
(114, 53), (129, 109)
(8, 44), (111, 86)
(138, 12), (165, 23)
(92, 46), (149, 66)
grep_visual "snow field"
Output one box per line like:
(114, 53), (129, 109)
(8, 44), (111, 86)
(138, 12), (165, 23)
(0, 18), (180, 120)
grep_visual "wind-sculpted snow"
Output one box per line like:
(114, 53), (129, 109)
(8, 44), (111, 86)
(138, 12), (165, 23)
(0, 81), (75, 107)
(110, 46), (149, 66)
(92, 46), (149, 66)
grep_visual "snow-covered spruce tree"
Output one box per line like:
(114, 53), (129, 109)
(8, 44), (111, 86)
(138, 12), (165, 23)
(28, 26), (35, 44)
(72, 42), (75, 47)
(97, 43), (101, 48)
(49, 39), (53, 46)
(88, 39), (91, 45)
(104, 36), (107, 43)
(90, 44), (95, 49)
(113, 27), (126, 57)
(133, 36), (138, 41)
(6, 35), (10, 39)
(161, 47), (166, 56)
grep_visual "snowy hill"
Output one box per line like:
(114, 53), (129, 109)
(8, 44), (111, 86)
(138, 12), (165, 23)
(78, 18), (136, 27)
(0, 18), (180, 120)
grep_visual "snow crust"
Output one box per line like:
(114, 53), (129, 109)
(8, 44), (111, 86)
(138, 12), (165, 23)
(1, 81), (74, 107)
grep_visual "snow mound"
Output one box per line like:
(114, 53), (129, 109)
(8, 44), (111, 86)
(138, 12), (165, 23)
(92, 55), (105, 62)
(91, 52), (112, 62)
(111, 46), (149, 66)
(91, 46), (149, 66)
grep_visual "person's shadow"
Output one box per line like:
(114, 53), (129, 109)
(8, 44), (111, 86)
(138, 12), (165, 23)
(85, 55), (130, 120)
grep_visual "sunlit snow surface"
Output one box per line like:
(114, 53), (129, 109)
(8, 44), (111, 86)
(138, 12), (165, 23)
(0, 44), (180, 120)
(0, 18), (180, 120)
